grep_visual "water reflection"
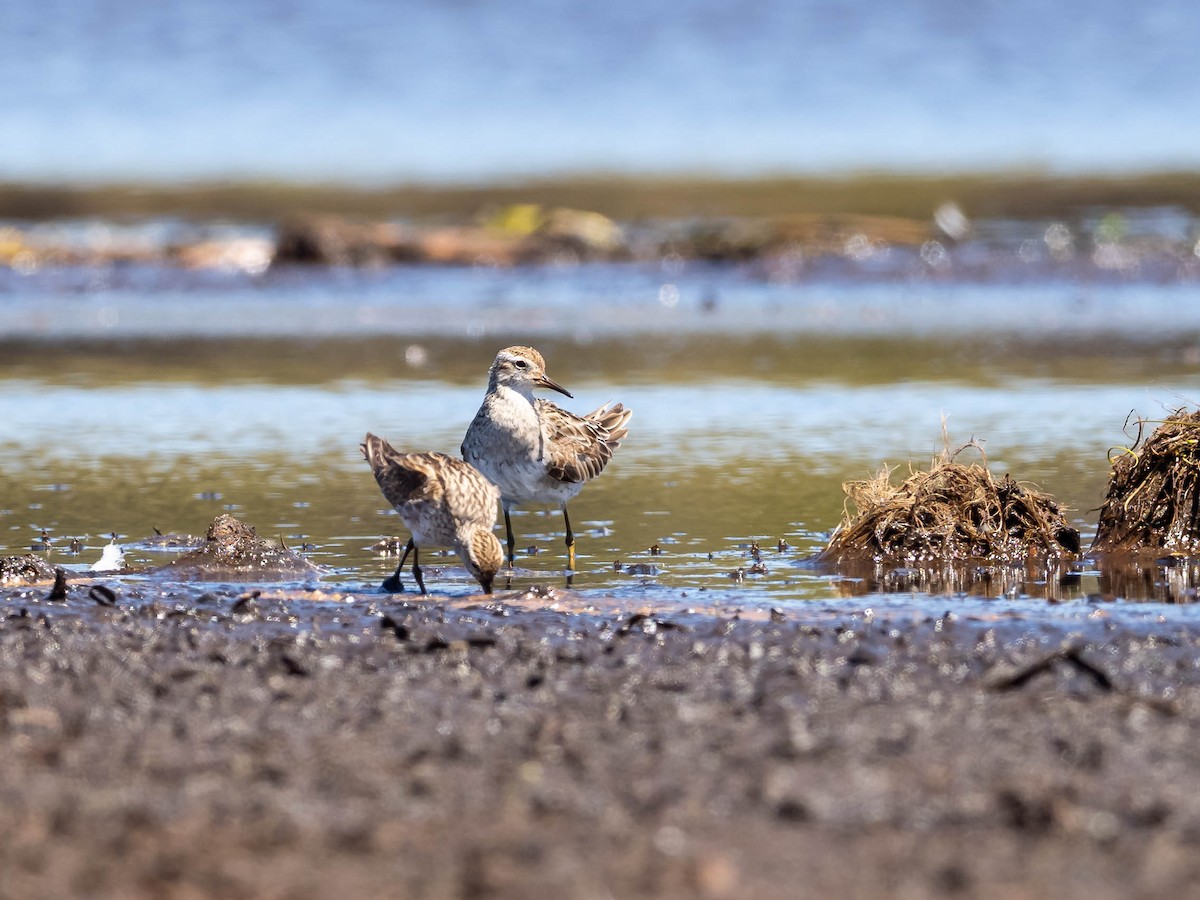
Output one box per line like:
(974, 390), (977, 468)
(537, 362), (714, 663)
(823, 558), (1084, 601)
(1096, 556), (1200, 604)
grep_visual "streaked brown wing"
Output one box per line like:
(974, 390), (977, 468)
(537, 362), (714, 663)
(537, 400), (630, 484)
(374, 460), (434, 509)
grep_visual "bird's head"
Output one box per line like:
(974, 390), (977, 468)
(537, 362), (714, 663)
(489, 346), (573, 399)
(462, 528), (505, 594)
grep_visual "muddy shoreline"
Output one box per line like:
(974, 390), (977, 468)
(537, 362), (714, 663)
(7, 170), (1200, 222)
(1, 581), (1197, 898)
(5, 169), (1200, 276)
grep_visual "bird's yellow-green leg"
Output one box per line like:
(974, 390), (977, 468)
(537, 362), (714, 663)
(563, 505), (576, 570)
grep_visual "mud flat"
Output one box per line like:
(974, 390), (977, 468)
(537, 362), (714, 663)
(6, 170), (1200, 275)
(0, 582), (1197, 899)
(6, 170), (1200, 222)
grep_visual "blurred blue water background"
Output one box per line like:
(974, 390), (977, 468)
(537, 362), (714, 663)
(4, 0), (1199, 183)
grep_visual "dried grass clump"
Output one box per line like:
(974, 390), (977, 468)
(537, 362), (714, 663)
(1092, 408), (1200, 555)
(820, 443), (1080, 565)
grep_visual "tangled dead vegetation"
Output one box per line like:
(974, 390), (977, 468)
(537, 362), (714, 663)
(820, 442), (1081, 565)
(1092, 408), (1200, 556)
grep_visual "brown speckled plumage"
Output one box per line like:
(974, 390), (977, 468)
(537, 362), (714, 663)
(362, 433), (503, 594)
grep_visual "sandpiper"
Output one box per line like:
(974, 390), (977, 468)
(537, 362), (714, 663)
(362, 432), (504, 594)
(461, 345), (631, 569)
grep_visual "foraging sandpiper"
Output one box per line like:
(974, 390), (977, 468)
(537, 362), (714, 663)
(362, 432), (504, 594)
(461, 346), (631, 569)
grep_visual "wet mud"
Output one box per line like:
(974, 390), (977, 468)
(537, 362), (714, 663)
(0, 580), (1197, 899)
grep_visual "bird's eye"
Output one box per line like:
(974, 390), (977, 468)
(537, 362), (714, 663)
(514, 360), (529, 369)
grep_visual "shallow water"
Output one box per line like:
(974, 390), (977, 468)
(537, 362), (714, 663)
(4, 257), (1200, 613)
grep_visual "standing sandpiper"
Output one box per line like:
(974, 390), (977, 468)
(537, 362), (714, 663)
(362, 433), (504, 594)
(461, 346), (632, 570)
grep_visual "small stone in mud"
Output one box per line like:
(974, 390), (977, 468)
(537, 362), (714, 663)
(617, 613), (682, 636)
(276, 652), (309, 677)
(774, 797), (811, 822)
(231, 591), (262, 616)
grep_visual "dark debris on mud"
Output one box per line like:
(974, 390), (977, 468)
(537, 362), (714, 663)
(0, 582), (1198, 899)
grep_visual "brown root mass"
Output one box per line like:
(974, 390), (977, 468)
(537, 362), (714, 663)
(820, 445), (1080, 565)
(1092, 408), (1200, 555)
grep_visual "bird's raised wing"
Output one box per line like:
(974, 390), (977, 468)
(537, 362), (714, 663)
(362, 434), (438, 507)
(537, 401), (632, 484)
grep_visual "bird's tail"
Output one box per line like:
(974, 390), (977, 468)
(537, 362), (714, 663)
(586, 402), (632, 446)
